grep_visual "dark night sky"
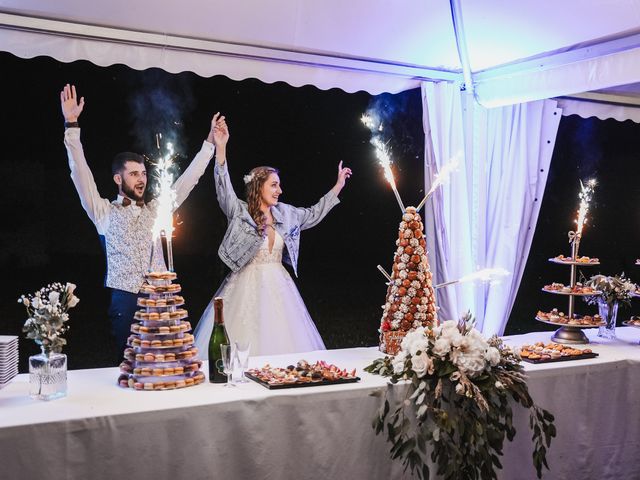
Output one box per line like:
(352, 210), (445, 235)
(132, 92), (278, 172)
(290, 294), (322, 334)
(2, 51), (640, 369)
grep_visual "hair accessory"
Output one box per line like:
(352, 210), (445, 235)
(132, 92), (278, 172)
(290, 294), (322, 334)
(243, 173), (255, 184)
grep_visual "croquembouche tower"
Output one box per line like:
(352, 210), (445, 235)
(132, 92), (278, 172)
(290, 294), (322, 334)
(379, 207), (438, 355)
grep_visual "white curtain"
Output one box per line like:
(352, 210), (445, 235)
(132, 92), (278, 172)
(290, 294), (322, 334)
(422, 81), (562, 335)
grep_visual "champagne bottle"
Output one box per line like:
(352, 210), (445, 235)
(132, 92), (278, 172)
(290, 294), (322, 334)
(208, 297), (230, 383)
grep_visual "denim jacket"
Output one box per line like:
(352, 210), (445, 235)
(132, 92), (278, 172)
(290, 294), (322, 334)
(214, 162), (340, 276)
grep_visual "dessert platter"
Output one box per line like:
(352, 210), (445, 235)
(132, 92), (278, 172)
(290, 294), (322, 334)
(245, 360), (359, 389)
(535, 309), (604, 327)
(549, 255), (599, 265)
(541, 283), (599, 296)
(519, 342), (598, 364)
(622, 317), (640, 328)
(118, 271), (205, 390)
(378, 207), (438, 355)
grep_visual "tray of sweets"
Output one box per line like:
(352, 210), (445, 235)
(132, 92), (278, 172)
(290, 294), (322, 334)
(535, 310), (604, 327)
(138, 296), (185, 308)
(549, 255), (600, 266)
(134, 309), (189, 322)
(131, 321), (191, 335)
(541, 283), (600, 296)
(127, 335), (195, 350)
(519, 342), (598, 364)
(245, 360), (359, 390)
(144, 271), (177, 287)
(118, 371), (205, 390)
(622, 318), (640, 328)
(139, 283), (182, 295)
(124, 347), (199, 362)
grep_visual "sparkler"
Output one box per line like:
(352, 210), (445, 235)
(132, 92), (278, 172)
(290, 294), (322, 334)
(416, 153), (461, 211)
(574, 178), (597, 239)
(361, 113), (405, 213)
(435, 267), (510, 289)
(376, 264), (393, 283)
(151, 133), (178, 272)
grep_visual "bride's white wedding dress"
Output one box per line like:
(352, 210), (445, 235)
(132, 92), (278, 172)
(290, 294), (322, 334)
(194, 231), (326, 358)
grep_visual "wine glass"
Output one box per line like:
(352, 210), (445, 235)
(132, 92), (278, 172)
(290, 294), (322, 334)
(234, 341), (251, 384)
(219, 344), (236, 387)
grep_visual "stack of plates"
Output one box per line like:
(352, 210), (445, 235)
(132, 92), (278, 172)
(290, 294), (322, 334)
(0, 336), (19, 388)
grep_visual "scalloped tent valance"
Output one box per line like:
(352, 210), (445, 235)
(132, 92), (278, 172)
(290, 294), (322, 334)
(3, 0), (640, 112)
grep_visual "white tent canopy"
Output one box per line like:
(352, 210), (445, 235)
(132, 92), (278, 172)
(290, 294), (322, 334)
(3, 0), (640, 107)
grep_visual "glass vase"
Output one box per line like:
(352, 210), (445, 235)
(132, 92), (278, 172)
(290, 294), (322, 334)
(29, 348), (67, 400)
(597, 301), (618, 339)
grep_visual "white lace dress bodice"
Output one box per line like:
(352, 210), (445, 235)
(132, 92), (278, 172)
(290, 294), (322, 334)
(249, 230), (283, 265)
(194, 231), (325, 357)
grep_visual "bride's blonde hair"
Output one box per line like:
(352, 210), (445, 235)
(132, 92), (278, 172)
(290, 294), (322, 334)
(244, 166), (279, 236)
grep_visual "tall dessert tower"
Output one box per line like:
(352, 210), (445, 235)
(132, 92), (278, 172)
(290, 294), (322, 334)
(118, 271), (205, 390)
(379, 207), (438, 354)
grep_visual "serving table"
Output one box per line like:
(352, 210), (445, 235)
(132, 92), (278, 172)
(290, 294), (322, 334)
(1, 328), (640, 480)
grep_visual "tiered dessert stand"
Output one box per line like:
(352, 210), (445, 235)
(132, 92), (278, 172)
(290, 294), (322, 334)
(118, 272), (205, 390)
(536, 240), (602, 344)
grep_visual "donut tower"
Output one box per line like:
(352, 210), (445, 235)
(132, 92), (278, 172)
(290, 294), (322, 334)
(118, 271), (205, 390)
(379, 207), (438, 355)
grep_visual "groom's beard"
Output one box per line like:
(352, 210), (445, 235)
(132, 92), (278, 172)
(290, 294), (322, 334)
(122, 182), (145, 201)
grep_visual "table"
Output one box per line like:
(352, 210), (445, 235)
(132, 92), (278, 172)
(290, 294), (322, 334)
(1, 328), (640, 480)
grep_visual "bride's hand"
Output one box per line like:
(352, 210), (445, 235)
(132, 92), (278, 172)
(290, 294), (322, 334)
(332, 161), (352, 195)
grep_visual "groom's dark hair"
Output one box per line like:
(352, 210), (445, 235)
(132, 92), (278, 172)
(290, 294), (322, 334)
(112, 152), (145, 175)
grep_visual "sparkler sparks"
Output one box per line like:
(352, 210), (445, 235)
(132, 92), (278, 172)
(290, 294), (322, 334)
(574, 179), (597, 238)
(435, 268), (510, 289)
(362, 112), (405, 212)
(417, 153), (461, 211)
(151, 135), (179, 271)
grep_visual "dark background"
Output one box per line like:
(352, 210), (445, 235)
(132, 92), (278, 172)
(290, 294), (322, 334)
(2, 52), (640, 372)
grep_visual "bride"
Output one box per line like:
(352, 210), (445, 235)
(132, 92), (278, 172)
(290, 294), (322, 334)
(194, 115), (352, 357)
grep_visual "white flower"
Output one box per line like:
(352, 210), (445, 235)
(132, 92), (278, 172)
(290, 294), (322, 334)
(392, 354), (407, 374)
(400, 327), (429, 356)
(455, 383), (465, 395)
(432, 338), (451, 358)
(66, 283), (77, 295)
(243, 173), (254, 184)
(32, 297), (41, 309)
(410, 351), (434, 378)
(68, 295), (80, 308)
(495, 381), (504, 389)
(485, 347), (501, 367)
(49, 291), (60, 307)
(450, 337), (487, 378)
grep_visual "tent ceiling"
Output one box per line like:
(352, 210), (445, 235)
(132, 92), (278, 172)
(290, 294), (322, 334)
(2, 0), (640, 104)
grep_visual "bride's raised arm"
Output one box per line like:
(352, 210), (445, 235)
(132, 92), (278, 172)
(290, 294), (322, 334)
(211, 115), (241, 218)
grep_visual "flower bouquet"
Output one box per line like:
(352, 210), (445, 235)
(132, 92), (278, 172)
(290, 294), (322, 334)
(365, 314), (555, 480)
(18, 282), (79, 400)
(583, 274), (636, 338)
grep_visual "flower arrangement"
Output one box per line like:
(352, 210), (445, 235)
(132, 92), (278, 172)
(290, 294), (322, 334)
(18, 282), (79, 354)
(583, 274), (636, 307)
(365, 313), (555, 480)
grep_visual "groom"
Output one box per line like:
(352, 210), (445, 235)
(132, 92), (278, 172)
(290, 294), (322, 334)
(61, 84), (222, 358)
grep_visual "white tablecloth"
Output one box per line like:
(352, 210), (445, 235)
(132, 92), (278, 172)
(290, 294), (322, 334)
(1, 328), (640, 480)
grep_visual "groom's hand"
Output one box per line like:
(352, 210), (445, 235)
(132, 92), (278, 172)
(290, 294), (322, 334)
(60, 84), (85, 123)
